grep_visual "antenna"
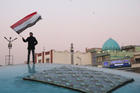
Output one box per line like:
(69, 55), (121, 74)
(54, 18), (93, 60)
(4, 37), (17, 65)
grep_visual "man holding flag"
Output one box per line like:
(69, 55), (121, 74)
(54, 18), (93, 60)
(22, 32), (38, 64)
(10, 12), (41, 64)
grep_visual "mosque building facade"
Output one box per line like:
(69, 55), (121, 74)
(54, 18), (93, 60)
(87, 38), (140, 67)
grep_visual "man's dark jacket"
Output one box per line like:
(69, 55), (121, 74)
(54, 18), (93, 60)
(22, 36), (38, 50)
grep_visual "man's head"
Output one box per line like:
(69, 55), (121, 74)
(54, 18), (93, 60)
(29, 32), (33, 36)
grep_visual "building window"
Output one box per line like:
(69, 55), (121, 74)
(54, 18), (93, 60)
(38, 53), (42, 56)
(38, 60), (41, 63)
(46, 58), (50, 63)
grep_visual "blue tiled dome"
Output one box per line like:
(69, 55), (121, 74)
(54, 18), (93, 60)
(102, 38), (120, 51)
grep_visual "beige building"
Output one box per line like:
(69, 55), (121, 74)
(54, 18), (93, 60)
(35, 50), (92, 65)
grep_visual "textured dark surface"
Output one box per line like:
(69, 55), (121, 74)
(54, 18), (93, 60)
(23, 66), (134, 93)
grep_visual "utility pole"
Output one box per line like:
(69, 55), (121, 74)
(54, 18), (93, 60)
(70, 43), (74, 65)
(4, 37), (17, 65)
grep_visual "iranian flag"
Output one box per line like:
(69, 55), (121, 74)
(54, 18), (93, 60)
(10, 12), (41, 34)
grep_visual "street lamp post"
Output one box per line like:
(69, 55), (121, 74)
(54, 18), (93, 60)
(4, 37), (17, 65)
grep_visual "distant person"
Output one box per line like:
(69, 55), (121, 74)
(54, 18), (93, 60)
(22, 32), (38, 64)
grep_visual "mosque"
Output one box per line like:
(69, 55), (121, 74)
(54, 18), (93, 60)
(35, 38), (140, 68)
(87, 38), (140, 67)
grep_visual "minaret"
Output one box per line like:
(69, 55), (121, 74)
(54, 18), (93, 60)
(70, 43), (74, 65)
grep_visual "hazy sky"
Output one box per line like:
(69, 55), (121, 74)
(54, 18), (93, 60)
(0, 0), (140, 65)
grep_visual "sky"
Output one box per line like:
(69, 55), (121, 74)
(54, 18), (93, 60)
(0, 0), (140, 65)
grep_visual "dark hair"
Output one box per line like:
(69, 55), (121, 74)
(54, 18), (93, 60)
(30, 32), (33, 34)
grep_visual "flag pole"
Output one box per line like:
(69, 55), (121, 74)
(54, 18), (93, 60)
(18, 34), (23, 38)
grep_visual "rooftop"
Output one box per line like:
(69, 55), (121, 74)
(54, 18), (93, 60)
(0, 64), (140, 93)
